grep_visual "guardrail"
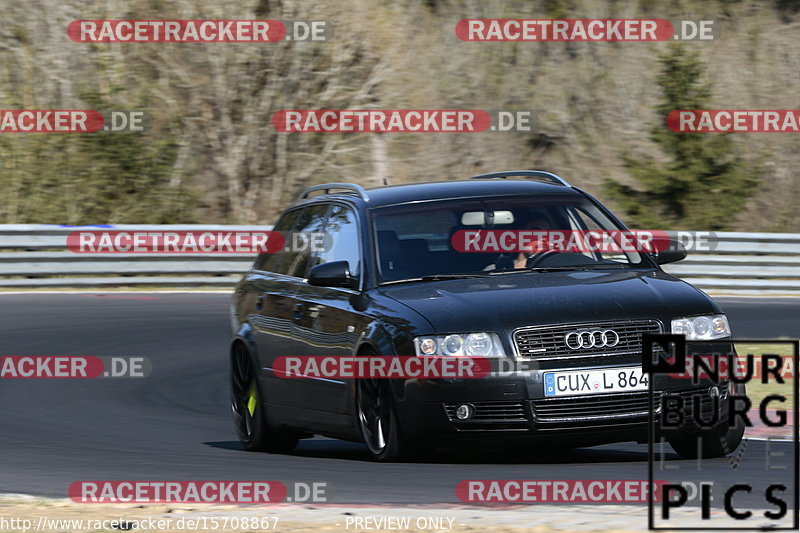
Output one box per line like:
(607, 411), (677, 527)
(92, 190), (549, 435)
(0, 225), (261, 288)
(661, 232), (800, 294)
(0, 225), (798, 294)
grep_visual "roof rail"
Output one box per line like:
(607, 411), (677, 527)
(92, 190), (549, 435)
(469, 170), (571, 187)
(298, 183), (369, 201)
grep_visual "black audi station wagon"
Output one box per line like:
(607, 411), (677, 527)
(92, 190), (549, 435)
(230, 170), (744, 461)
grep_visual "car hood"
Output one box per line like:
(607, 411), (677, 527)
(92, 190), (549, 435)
(377, 269), (718, 334)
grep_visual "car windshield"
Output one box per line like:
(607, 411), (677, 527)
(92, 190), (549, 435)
(371, 195), (652, 284)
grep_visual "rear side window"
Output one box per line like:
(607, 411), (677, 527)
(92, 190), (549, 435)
(283, 204), (328, 278)
(254, 210), (299, 273)
(313, 204), (361, 278)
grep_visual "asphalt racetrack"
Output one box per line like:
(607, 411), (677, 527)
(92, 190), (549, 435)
(0, 292), (796, 510)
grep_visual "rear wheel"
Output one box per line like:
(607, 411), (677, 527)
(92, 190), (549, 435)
(230, 343), (298, 453)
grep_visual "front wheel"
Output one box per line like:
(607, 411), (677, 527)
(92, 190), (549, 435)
(669, 384), (746, 459)
(231, 343), (298, 453)
(355, 372), (417, 462)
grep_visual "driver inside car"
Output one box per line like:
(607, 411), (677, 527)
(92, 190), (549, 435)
(514, 213), (553, 269)
(486, 212), (554, 271)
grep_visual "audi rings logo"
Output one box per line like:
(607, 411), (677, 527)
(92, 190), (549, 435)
(564, 329), (620, 350)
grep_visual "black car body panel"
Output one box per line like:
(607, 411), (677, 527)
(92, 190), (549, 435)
(230, 174), (734, 452)
(377, 270), (719, 335)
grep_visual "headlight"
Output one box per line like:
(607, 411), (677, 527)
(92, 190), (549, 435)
(414, 333), (506, 357)
(671, 314), (730, 340)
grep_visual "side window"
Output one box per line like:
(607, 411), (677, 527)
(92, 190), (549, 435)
(284, 204), (328, 278)
(254, 210), (299, 273)
(316, 204), (361, 277)
(567, 206), (640, 263)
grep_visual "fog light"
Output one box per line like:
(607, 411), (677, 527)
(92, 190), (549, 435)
(455, 404), (474, 420)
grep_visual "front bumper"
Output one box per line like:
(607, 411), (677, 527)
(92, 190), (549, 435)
(395, 356), (733, 446)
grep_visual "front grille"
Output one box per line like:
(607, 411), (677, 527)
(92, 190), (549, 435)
(531, 385), (720, 429)
(513, 320), (662, 360)
(532, 391), (659, 427)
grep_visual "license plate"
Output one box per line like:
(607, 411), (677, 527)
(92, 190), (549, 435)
(543, 367), (649, 397)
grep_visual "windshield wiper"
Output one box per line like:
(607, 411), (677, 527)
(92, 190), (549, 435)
(487, 264), (629, 274)
(525, 264), (629, 272)
(420, 273), (491, 280)
(380, 273), (491, 286)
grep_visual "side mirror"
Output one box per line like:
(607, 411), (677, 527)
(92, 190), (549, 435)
(308, 261), (358, 289)
(654, 241), (687, 265)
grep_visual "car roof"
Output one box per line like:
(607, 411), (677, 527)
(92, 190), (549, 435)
(365, 179), (580, 207)
(291, 178), (584, 210)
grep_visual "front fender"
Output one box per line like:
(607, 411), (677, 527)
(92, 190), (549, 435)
(230, 322), (258, 362)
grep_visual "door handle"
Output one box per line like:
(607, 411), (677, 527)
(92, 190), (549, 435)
(255, 294), (265, 311)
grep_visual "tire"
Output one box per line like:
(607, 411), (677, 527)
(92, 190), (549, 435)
(354, 353), (418, 462)
(230, 343), (298, 453)
(669, 384), (746, 459)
